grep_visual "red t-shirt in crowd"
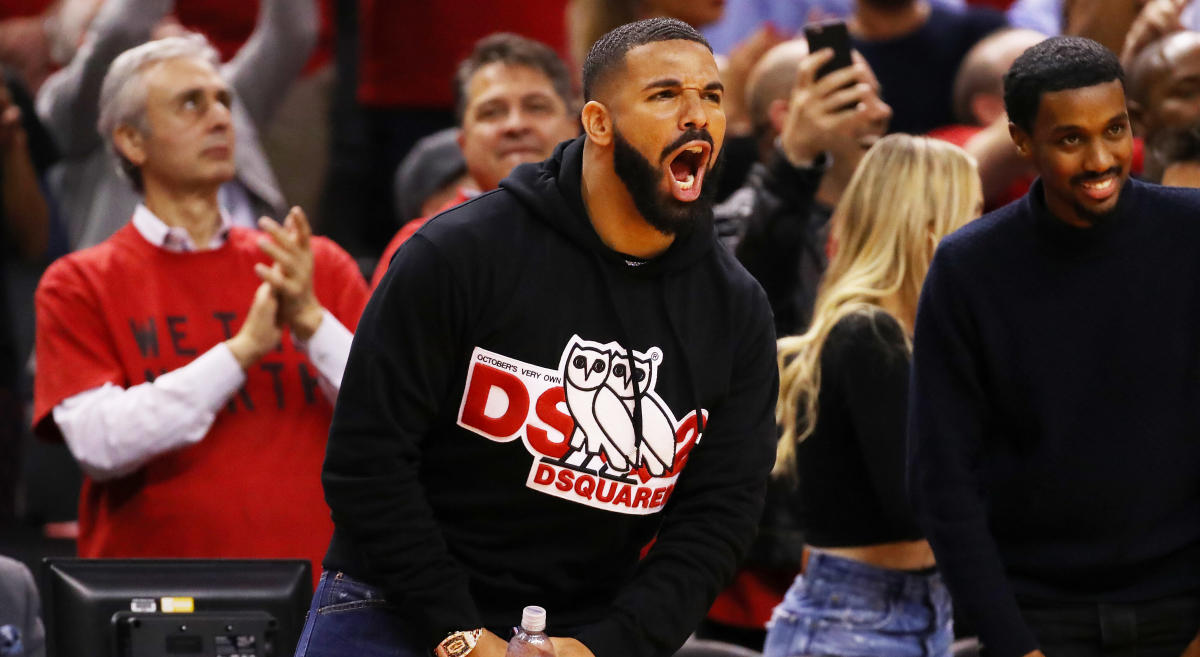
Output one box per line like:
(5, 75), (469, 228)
(174, 0), (335, 73)
(357, 0), (568, 108)
(370, 189), (472, 290)
(33, 223), (368, 580)
(0, 0), (53, 19)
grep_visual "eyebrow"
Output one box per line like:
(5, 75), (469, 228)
(641, 79), (725, 93)
(1051, 112), (1128, 133)
(173, 86), (232, 102)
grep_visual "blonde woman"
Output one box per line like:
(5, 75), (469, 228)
(764, 134), (982, 657)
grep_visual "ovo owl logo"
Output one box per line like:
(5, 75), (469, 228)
(457, 336), (705, 515)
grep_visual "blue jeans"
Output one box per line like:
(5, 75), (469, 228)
(763, 551), (954, 657)
(293, 571), (426, 657)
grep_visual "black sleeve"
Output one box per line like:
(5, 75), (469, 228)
(320, 234), (482, 647)
(732, 149), (826, 336)
(5, 74), (57, 173)
(907, 250), (1039, 657)
(828, 313), (919, 536)
(573, 286), (779, 657)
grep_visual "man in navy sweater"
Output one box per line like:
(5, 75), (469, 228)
(908, 36), (1200, 657)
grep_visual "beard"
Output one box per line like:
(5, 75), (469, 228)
(612, 127), (723, 239)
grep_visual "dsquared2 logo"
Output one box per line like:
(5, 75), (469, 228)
(456, 335), (706, 515)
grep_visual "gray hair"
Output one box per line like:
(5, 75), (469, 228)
(98, 33), (221, 192)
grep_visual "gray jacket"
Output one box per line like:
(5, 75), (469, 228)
(35, 0), (317, 249)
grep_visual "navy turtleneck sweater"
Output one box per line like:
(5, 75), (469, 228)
(908, 178), (1200, 657)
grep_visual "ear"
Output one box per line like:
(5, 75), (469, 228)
(1127, 98), (1146, 137)
(1009, 122), (1033, 162)
(113, 124), (147, 167)
(767, 98), (789, 136)
(581, 100), (613, 147)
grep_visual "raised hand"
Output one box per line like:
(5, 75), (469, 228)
(1121, 0), (1190, 68)
(779, 48), (891, 166)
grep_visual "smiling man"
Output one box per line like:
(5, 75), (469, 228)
(370, 33), (578, 289)
(908, 37), (1200, 657)
(298, 17), (778, 657)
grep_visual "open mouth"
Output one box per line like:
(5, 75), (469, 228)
(665, 141), (711, 202)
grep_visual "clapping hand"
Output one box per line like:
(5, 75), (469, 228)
(254, 206), (324, 340)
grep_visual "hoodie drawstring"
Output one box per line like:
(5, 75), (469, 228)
(591, 252), (648, 443)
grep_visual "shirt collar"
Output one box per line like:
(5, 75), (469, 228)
(131, 203), (234, 252)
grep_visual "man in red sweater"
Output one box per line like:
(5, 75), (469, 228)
(32, 34), (368, 581)
(370, 33), (579, 289)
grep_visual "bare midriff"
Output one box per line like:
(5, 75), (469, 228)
(813, 539), (936, 571)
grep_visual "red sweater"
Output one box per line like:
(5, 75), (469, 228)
(370, 189), (472, 290)
(34, 224), (367, 578)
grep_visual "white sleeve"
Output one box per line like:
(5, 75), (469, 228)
(53, 343), (246, 482)
(294, 308), (353, 403)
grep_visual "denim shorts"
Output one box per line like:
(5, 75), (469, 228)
(763, 551), (954, 657)
(293, 571), (426, 657)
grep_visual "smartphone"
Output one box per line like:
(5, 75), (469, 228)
(803, 20), (853, 80)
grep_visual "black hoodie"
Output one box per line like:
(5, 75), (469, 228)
(321, 136), (779, 657)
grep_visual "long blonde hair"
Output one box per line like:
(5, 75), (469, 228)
(774, 134), (982, 477)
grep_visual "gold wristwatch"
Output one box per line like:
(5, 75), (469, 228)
(435, 629), (482, 657)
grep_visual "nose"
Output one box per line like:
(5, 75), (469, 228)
(1083, 138), (1115, 172)
(207, 97), (233, 130)
(679, 89), (709, 131)
(502, 106), (534, 135)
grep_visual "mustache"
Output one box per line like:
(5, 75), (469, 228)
(659, 129), (714, 163)
(1070, 167), (1121, 185)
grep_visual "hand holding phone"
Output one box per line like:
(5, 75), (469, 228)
(803, 20), (853, 80)
(777, 43), (892, 166)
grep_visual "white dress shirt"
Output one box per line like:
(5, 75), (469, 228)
(53, 205), (353, 482)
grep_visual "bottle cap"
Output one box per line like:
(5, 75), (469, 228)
(521, 605), (547, 632)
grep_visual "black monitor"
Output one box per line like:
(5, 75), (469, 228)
(42, 558), (312, 657)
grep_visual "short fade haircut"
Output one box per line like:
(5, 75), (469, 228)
(454, 33), (574, 124)
(1004, 36), (1123, 133)
(98, 33), (222, 193)
(582, 18), (711, 102)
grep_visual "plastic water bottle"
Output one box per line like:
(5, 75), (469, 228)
(505, 606), (556, 657)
